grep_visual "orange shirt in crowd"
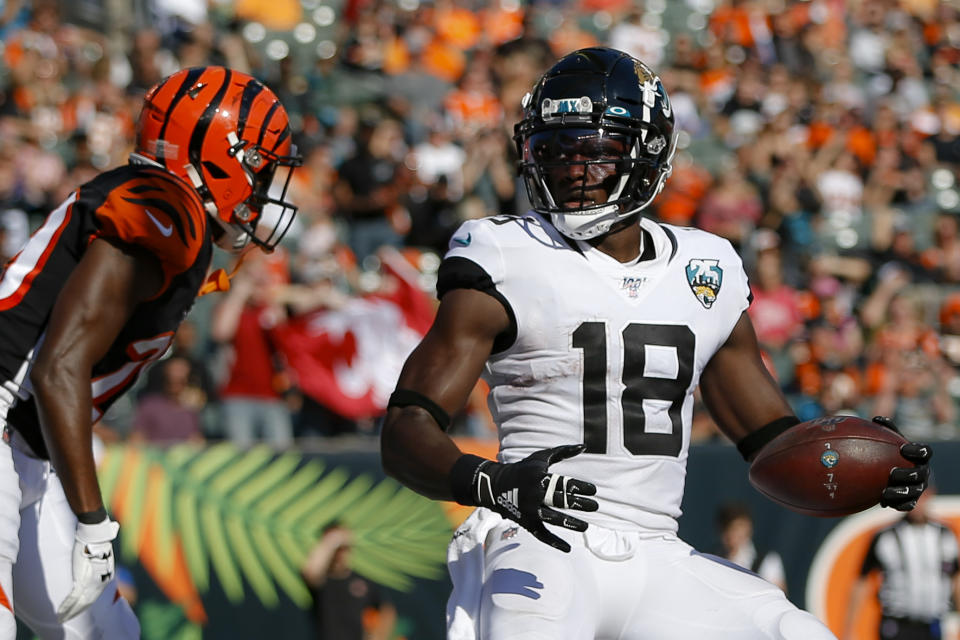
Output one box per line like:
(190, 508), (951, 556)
(444, 89), (502, 132)
(795, 360), (863, 398)
(421, 37), (466, 83)
(434, 5), (480, 51)
(481, 7), (524, 46)
(709, 6), (754, 48)
(655, 163), (713, 227)
(806, 121), (835, 149)
(846, 126), (877, 167)
(578, 0), (631, 12)
(234, 0), (302, 30)
(548, 22), (598, 58)
(699, 68), (736, 105)
(382, 36), (410, 75)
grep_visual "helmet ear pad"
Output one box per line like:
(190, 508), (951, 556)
(514, 47), (676, 240)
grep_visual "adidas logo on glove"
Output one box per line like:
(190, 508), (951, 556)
(497, 488), (522, 520)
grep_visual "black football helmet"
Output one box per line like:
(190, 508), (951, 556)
(514, 47), (676, 240)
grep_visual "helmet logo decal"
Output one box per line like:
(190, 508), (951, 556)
(541, 96), (593, 120)
(642, 81), (658, 108)
(605, 106), (629, 117)
(634, 52), (671, 120)
(640, 79), (671, 123)
(646, 136), (666, 155)
(634, 60), (654, 83)
(686, 259), (723, 309)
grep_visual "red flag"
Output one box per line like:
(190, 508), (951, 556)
(272, 249), (436, 419)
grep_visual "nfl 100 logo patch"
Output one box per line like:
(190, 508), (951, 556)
(620, 276), (646, 298)
(686, 259), (723, 308)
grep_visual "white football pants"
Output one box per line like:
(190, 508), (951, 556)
(0, 434), (139, 639)
(448, 509), (837, 640)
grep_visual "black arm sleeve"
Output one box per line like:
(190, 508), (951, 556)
(436, 256), (517, 354)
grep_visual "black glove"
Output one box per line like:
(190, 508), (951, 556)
(873, 416), (932, 511)
(449, 444), (599, 552)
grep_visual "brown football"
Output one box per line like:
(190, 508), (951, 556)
(748, 416), (909, 517)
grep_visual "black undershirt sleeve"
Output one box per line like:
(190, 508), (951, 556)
(436, 257), (517, 354)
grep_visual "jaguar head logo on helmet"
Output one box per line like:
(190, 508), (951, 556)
(513, 47), (677, 240)
(132, 66), (302, 252)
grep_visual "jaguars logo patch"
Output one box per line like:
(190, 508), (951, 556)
(821, 450), (840, 468)
(686, 259), (723, 309)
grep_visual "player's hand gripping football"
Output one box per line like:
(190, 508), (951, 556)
(57, 517), (121, 622)
(873, 416), (932, 511)
(449, 444), (598, 552)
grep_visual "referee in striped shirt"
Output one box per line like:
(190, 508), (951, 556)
(844, 483), (960, 640)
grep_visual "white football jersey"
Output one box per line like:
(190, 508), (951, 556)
(443, 212), (751, 532)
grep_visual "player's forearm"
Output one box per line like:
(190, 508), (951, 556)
(31, 365), (103, 516)
(380, 407), (465, 501)
(699, 312), (795, 448)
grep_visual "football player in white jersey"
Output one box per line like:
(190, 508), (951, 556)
(380, 48), (930, 640)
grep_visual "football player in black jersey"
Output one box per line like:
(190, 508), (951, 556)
(0, 67), (299, 639)
(380, 48), (930, 639)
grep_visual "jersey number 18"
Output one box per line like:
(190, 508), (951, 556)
(573, 322), (694, 457)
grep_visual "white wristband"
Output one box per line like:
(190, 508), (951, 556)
(76, 518), (120, 544)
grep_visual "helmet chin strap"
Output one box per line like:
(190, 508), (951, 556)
(550, 203), (621, 240)
(198, 244), (257, 297)
(208, 215), (250, 252)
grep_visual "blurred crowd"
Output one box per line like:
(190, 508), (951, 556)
(1, 0), (960, 445)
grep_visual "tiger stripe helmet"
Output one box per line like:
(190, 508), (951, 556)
(133, 66), (302, 252)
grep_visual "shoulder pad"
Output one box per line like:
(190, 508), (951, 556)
(445, 217), (508, 286)
(91, 168), (207, 295)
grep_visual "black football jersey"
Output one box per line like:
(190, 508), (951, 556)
(0, 163), (213, 458)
